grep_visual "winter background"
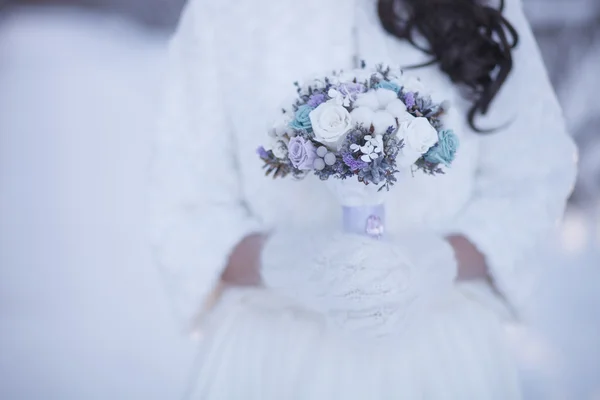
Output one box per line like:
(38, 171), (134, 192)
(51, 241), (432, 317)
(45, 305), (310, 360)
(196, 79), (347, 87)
(0, 0), (599, 399)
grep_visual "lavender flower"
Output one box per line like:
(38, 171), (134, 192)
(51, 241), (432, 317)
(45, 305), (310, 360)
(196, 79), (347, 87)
(256, 146), (269, 159)
(307, 93), (327, 108)
(404, 92), (416, 109)
(342, 152), (369, 171)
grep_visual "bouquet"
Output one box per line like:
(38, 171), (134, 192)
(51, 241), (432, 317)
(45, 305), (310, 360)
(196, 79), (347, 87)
(258, 64), (459, 238)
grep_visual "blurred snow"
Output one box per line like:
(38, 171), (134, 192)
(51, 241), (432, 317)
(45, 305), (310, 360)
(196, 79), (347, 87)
(0, 4), (598, 400)
(0, 6), (196, 400)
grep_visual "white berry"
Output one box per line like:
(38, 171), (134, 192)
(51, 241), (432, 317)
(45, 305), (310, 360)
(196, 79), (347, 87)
(324, 153), (336, 166)
(316, 146), (328, 158)
(314, 158), (326, 170)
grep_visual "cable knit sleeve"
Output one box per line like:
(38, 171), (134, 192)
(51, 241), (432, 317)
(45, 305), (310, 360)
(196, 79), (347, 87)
(450, 0), (577, 311)
(150, 1), (261, 326)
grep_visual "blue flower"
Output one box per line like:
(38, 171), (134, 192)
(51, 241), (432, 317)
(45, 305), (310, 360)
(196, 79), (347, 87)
(424, 130), (460, 167)
(376, 81), (402, 94)
(289, 105), (313, 132)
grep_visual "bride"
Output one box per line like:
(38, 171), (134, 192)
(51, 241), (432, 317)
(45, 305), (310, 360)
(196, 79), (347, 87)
(151, 0), (577, 398)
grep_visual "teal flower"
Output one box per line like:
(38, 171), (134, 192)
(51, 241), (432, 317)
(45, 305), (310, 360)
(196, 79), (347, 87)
(376, 81), (402, 94)
(289, 105), (313, 132)
(424, 130), (459, 167)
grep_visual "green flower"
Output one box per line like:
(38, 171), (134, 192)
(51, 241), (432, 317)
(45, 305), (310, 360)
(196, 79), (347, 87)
(289, 105), (313, 132)
(424, 130), (459, 167)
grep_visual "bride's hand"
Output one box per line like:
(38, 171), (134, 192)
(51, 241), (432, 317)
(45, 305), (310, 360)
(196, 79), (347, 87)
(203, 234), (265, 312)
(221, 233), (266, 287)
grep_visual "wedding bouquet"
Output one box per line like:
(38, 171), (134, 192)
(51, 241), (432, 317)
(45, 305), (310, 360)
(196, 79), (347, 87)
(258, 64), (459, 237)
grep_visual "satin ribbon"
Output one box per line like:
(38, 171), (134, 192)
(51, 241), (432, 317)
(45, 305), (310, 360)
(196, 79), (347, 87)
(342, 204), (385, 238)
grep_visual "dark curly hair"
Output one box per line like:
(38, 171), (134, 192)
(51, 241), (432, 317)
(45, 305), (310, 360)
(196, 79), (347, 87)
(377, 0), (519, 132)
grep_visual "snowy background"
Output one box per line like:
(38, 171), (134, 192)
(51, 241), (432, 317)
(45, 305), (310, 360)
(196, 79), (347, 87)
(0, 1), (599, 399)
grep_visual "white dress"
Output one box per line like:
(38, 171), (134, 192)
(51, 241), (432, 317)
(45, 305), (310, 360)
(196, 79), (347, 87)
(150, 0), (577, 398)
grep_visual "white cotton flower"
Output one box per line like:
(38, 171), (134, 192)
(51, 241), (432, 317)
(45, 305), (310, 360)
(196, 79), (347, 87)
(386, 99), (410, 121)
(376, 88), (398, 106)
(269, 113), (293, 138)
(353, 91), (379, 110)
(401, 75), (428, 94)
(350, 107), (375, 128)
(354, 91), (375, 106)
(309, 99), (353, 150)
(351, 88), (407, 134)
(372, 112), (397, 135)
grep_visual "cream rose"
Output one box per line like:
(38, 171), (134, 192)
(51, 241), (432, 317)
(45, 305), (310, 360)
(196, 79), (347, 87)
(309, 99), (353, 149)
(396, 117), (439, 167)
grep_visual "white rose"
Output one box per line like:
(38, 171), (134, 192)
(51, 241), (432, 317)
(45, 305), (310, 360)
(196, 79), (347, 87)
(396, 117), (439, 167)
(309, 99), (353, 149)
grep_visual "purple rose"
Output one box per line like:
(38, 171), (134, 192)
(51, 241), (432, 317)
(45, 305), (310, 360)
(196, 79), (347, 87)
(288, 136), (317, 170)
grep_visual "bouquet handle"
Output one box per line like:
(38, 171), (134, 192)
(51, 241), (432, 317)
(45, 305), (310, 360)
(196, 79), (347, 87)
(327, 179), (386, 239)
(343, 204), (385, 238)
